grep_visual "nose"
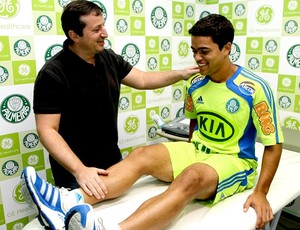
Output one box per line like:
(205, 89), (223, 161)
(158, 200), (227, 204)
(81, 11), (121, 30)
(100, 27), (108, 38)
(194, 52), (203, 62)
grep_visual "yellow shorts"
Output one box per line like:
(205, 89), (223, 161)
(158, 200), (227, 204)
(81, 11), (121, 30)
(162, 141), (258, 206)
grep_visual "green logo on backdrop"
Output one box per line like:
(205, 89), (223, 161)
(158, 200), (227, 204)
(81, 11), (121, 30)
(132, 0), (143, 14)
(186, 5), (194, 18)
(176, 107), (184, 118)
(147, 57), (158, 70)
(178, 41), (189, 57)
(265, 39), (278, 53)
(0, 133), (20, 158)
(0, 66), (9, 83)
(173, 88), (182, 101)
(256, 6), (273, 25)
(230, 43), (241, 63)
(13, 183), (24, 203)
(22, 150), (45, 170)
(119, 96), (130, 110)
(278, 95), (292, 109)
(114, 0), (130, 14)
(278, 74), (296, 93)
(12, 60), (37, 84)
(0, 0), (20, 19)
(161, 107), (170, 119)
(248, 57), (260, 70)
(13, 39), (31, 57)
(0, 36), (11, 61)
(148, 126), (157, 139)
(284, 20), (298, 34)
(159, 54), (171, 70)
(116, 18), (128, 33)
(173, 2), (184, 19)
(1, 94), (31, 123)
(287, 44), (300, 68)
(200, 11), (210, 19)
(132, 91), (145, 110)
(58, 0), (71, 8)
(153, 88), (164, 95)
(104, 39), (112, 49)
(92, 1), (107, 21)
(124, 115), (139, 134)
(23, 133), (39, 149)
(220, 3), (232, 18)
(151, 6), (167, 29)
(174, 21), (183, 34)
(2, 160), (19, 176)
(45, 44), (63, 61)
(32, 0), (55, 10)
(36, 15), (53, 32)
(235, 3), (246, 16)
(161, 38), (171, 52)
(283, 0), (300, 17)
(246, 37), (263, 54)
(233, 18), (247, 36)
(146, 37), (159, 54)
(6, 217), (27, 230)
(130, 17), (145, 35)
(262, 55), (279, 73)
(121, 43), (140, 66)
(283, 116), (300, 130)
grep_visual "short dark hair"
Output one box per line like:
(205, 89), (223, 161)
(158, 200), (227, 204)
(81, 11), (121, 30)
(188, 14), (234, 50)
(61, 0), (103, 43)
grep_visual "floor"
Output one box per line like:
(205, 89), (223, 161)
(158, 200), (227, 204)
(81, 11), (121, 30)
(276, 211), (300, 230)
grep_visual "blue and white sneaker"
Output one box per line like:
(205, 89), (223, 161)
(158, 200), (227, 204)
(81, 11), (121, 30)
(20, 166), (67, 230)
(65, 204), (106, 230)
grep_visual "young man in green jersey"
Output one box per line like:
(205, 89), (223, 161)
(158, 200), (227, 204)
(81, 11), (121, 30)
(21, 13), (283, 230)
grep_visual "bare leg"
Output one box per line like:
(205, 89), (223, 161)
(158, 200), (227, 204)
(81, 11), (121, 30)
(119, 163), (218, 230)
(83, 144), (174, 205)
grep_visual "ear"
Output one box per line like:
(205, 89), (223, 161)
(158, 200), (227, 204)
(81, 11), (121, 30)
(223, 42), (232, 54)
(68, 30), (79, 43)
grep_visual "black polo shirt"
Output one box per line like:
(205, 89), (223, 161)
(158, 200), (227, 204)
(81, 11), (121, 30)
(33, 40), (133, 188)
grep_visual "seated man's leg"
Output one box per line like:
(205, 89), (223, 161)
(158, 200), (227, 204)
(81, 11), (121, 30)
(84, 143), (175, 203)
(65, 143), (258, 230)
(20, 143), (173, 229)
(66, 142), (219, 230)
(65, 162), (219, 230)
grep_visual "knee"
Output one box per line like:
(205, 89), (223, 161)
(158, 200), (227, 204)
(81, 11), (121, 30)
(125, 146), (149, 165)
(174, 166), (217, 199)
(177, 168), (203, 192)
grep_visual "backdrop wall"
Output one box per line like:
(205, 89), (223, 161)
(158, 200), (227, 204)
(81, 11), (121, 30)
(0, 0), (299, 229)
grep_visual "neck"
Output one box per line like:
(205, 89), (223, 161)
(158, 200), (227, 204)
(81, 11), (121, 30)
(210, 63), (238, 83)
(68, 44), (95, 65)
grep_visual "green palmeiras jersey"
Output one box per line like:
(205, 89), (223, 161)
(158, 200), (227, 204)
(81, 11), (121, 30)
(184, 65), (284, 160)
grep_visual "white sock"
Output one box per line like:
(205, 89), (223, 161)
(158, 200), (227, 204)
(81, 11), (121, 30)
(61, 188), (84, 212)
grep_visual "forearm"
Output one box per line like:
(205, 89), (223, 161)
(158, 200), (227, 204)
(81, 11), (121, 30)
(38, 129), (84, 175)
(122, 65), (199, 90)
(253, 144), (282, 194)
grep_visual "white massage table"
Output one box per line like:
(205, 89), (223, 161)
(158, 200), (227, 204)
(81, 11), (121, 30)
(23, 141), (300, 230)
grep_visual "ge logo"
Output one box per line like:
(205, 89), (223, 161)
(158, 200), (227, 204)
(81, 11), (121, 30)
(124, 115), (140, 134)
(256, 6), (273, 25)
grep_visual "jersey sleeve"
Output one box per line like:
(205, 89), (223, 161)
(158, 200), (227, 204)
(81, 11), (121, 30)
(251, 81), (284, 145)
(184, 73), (201, 119)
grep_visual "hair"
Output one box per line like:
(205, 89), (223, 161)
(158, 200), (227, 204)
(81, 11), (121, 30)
(61, 0), (103, 43)
(188, 14), (234, 51)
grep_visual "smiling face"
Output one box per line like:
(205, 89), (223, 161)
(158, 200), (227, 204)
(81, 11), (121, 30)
(77, 13), (108, 54)
(191, 35), (232, 82)
(67, 12), (109, 62)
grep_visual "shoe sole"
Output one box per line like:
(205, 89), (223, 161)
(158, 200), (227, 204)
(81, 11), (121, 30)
(20, 167), (65, 230)
(65, 204), (94, 230)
